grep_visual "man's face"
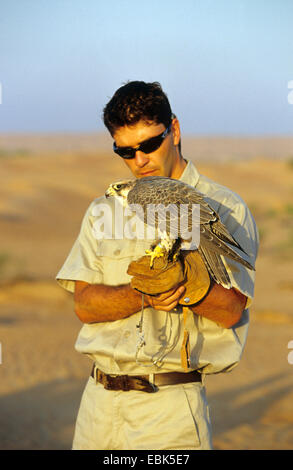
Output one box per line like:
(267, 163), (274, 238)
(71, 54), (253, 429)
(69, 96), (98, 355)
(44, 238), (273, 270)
(112, 119), (183, 179)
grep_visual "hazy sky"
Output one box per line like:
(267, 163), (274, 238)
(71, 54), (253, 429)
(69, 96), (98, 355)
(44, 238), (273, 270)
(1, 0), (293, 134)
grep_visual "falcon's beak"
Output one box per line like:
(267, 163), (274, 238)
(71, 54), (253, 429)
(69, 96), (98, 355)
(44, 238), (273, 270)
(105, 187), (115, 198)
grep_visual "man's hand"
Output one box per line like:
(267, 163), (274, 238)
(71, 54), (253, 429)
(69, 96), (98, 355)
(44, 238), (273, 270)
(145, 285), (186, 312)
(145, 282), (247, 328)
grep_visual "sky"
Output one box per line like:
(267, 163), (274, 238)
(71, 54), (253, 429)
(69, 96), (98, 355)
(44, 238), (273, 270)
(0, 0), (293, 135)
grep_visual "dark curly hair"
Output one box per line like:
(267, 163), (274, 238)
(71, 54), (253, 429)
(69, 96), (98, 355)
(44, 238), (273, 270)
(103, 81), (173, 136)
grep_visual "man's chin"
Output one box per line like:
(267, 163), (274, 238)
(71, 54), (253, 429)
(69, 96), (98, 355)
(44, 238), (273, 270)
(136, 169), (158, 178)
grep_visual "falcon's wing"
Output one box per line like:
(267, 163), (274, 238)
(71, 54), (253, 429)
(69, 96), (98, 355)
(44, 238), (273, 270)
(127, 177), (185, 240)
(127, 176), (254, 287)
(127, 176), (237, 245)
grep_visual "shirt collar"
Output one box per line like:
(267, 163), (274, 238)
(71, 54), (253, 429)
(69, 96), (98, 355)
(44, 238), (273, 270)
(179, 160), (200, 187)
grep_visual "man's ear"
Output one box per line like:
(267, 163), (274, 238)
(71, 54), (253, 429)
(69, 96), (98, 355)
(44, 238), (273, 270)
(171, 117), (181, 147)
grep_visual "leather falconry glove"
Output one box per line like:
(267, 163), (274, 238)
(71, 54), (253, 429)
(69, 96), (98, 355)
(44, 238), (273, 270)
(127, 250), (211, 306)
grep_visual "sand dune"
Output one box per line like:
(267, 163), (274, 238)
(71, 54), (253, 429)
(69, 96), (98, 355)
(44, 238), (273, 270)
(1, 132), (293, 161)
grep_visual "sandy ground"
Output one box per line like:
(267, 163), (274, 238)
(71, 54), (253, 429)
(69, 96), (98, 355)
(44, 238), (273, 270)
(0, 134), (293, 450)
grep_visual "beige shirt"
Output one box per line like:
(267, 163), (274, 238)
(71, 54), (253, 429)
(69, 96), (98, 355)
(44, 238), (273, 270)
(56, 161), (259, 375)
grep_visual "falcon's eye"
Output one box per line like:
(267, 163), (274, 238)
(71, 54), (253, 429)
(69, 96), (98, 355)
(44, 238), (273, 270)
(114, 184), (123, 190)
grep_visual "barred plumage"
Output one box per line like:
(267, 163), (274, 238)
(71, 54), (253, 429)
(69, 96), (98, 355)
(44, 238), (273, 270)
(105, 176), (254, 288)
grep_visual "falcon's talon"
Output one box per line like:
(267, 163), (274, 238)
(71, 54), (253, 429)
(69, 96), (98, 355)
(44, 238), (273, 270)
(145, 244), (165, 268)
(172, 252), (179, 262)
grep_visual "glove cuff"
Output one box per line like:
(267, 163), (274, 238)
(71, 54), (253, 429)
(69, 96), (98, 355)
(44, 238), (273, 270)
(178, 251), (211, 306)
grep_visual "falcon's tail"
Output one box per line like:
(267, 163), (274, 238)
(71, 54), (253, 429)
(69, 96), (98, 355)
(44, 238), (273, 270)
(211, 220), (245, 252)
(198, 227), (255, 288)
(198, 246), (232, 289)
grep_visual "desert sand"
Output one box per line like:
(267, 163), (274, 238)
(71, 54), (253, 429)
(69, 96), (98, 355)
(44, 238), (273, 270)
(0, 134), (293, 450)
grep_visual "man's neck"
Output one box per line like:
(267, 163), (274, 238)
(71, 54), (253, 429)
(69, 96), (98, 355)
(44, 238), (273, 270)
(170, 156), (187, 180)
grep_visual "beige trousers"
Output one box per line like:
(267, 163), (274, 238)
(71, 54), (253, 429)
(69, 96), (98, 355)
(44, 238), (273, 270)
(72, 376), (213, 450)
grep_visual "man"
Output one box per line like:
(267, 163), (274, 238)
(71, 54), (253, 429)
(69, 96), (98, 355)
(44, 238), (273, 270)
(56, 81), (259, 450)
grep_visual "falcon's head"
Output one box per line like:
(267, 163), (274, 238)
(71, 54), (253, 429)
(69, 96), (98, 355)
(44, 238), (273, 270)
(105, 179), (136, 205)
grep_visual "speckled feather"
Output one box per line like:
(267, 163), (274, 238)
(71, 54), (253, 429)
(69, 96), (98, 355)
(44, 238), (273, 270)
(112, 176), (254, 288)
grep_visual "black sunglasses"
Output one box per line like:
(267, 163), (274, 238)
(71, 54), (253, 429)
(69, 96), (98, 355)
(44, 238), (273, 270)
(113, 123), (172, 159)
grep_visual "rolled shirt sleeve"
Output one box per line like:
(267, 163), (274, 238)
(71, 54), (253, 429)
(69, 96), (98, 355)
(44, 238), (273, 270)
(56, 199), (103, 293)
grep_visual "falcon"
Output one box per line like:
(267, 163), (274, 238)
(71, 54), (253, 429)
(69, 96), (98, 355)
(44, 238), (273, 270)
(105, 176), (254, 288)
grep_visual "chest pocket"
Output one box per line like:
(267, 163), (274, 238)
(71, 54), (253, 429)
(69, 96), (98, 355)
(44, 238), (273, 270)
(97, 239), (153, 286)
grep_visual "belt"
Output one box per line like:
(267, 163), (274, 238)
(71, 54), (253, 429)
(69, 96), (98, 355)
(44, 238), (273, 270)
(90, 365), (201, 393)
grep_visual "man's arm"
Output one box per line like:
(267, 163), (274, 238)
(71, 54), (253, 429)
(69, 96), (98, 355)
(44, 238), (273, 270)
(189, 282), (247, 328)
(74, 281), (146, 323)
(74, 279), (246, 327)
(146, 283), (247, 329)
(74, 281), (186, 323)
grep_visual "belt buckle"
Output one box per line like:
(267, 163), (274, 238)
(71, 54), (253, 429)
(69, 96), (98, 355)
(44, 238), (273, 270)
(146, 381), (158, 393)
(138, 377), (158, 393)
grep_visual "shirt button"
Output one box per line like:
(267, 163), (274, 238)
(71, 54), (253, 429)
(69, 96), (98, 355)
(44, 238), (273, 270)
(124, 331), (131, 338)
(114, 249), (121, 256)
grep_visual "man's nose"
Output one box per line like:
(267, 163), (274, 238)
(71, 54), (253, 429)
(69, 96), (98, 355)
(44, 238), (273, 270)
(134, 150), (149, 167)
